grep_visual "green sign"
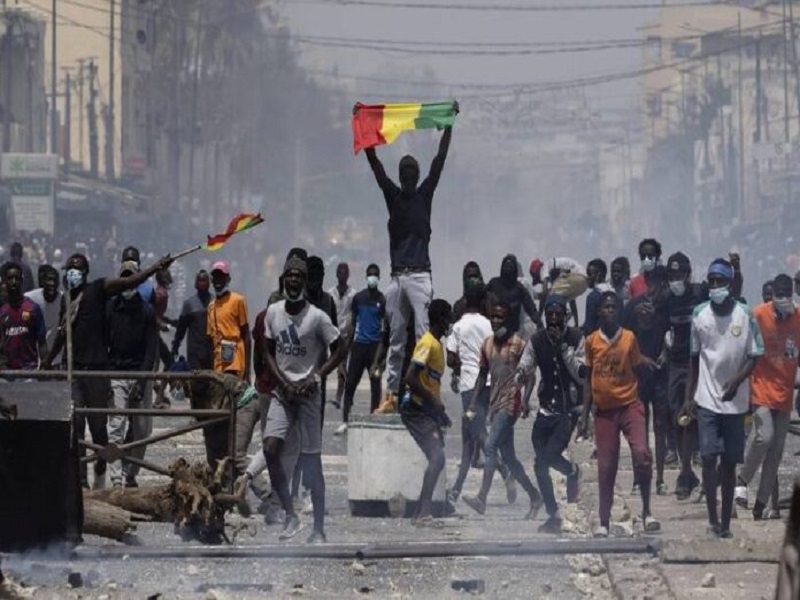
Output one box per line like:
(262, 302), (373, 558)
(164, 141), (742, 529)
(9, 180), (51, 196)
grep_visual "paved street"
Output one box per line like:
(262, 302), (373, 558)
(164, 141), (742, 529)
(2, 384), (792, 599)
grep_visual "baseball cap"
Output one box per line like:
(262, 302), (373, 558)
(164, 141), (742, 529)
(211, 260), (230, 275)
(529, 258), (544, 276)
(119, 260), (140, 277)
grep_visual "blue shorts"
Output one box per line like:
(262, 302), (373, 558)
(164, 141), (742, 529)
(696, 406), (745, 464)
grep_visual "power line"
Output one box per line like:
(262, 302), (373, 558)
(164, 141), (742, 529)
(294, 0), (719, 12)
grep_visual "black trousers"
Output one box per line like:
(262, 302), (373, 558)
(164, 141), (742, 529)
(343, 342), (382, 422)
(532, 411), (575, 516)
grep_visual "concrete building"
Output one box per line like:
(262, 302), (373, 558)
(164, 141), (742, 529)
(24, 0), (121, 177)
(638, 1), (799, 251)
(0, 7), (47, 154)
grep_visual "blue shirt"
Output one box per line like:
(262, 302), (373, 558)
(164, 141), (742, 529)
(138, 279), (155, 305)
(352, 289), (386, 344)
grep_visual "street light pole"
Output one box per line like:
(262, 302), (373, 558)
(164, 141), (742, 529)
(50, 0), (57, 158)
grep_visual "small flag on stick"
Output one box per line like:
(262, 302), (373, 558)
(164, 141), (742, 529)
(205, 213), (264, 251)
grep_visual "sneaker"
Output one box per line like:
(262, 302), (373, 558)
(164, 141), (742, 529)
(524, 493), (544, 521)
(643, 515), (661, 533)
(752, 500), (767, 521)
(765, 508), (782, 520)
(306, 529), (327, 544)
(447, 489), (460, 505)
(675, 472), (699, 501)
(112, 481), (124, 489)
(707, 523), (721, 538)
(462, 495), (486, 516)
(124, 476), (139, 488)
(538, 516), (562, 534)
(631, 483), (640, 494)
(664, 450), (678, 467)
(334, 423), (348, 436)
(278, 515), (303, 540)
(717, 529), (733, 539)
(656, 482), (668, 496)
(593, 525), (609, 538)
(734, 485), (748, 509)
(329, 398), (342, 410)
(505, 475), (518, 505)
(566, 464), (580, 503)
(375, 392), (398, 415)
(413, 515), (445, 529)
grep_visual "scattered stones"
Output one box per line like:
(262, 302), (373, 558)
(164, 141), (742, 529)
(107, 582), (118, 591)
(700, 573), (716, 588)
(610, 522), (634, 537)
(187, 564), (200, 576)
(351, 561), (366, 576)
(357, 586), (374, 594)
(541, 582), (552, 593)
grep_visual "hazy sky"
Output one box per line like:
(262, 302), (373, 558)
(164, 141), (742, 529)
(282, 0), (665, 108)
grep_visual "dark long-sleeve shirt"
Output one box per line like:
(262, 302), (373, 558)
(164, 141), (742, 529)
(366, 129), (451, 271)
(173, 293), (212, 370)
(106, 294), (158, 371)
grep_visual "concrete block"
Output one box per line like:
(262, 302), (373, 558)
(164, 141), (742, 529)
(347, 414), (446, 505)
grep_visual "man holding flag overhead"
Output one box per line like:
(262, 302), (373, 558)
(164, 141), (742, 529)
(356, 100), (458, 413)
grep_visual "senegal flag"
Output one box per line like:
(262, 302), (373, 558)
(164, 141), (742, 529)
(352, 101), (457, 154)
(205, 213), (264, 251)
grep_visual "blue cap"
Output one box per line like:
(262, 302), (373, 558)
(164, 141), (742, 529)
(545, 294), (568, 310)
(707, 259), (734, 281)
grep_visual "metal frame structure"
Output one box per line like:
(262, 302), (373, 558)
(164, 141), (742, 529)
(1, 370), (238, 488)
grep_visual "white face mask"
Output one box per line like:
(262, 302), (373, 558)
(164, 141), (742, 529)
(641, 257), (656, 272)
(669, 280), (686, 296)
(366, 275), (379, 289)
(214, 285), (229, 298)
(774, 297), (795, 316)
(285, 287), (305, 304)
(709, 286), (730, 305)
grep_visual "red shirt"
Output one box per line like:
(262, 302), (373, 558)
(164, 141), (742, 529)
(0, 298), (46, 370)
(628, 273), (647, 300)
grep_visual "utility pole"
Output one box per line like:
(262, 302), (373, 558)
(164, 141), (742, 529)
(77, 58), (85, 167)
(783, 0), (790, 143)
(755, 32), (763, 216)
(186, 4), (204, 210)
(62, 68), (71, 175)
(106, 0), (115, 180)
(738, 13), (745, 221)
(87, 60), (98, 179)
(50, 0), (57, 158)
(3, 14), (14, 152)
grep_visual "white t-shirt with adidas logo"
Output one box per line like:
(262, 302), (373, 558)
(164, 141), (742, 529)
(265, 300), (340, 382)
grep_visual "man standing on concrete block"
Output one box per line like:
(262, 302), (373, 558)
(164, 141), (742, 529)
(683, 259), (763, 539)
(736, 274), (800, 520)
(364, 111), (455, 414)
(401, 299), (453, 527)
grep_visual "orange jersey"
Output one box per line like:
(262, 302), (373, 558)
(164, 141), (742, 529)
(586, 327), (642, 411)
(749, 303), (800, 413)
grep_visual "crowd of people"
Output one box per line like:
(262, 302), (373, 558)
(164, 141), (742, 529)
(1, 117), (798, 545)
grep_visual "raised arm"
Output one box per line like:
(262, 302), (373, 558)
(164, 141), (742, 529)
(104, 255), (173, 297)
(421, 125), (453, 194)
(520, 284), (542, 329)
(364, 147), (395, 194)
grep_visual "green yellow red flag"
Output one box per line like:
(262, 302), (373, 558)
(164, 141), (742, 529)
(205, 213), (264, 251)
(352, 101), (457, 154)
